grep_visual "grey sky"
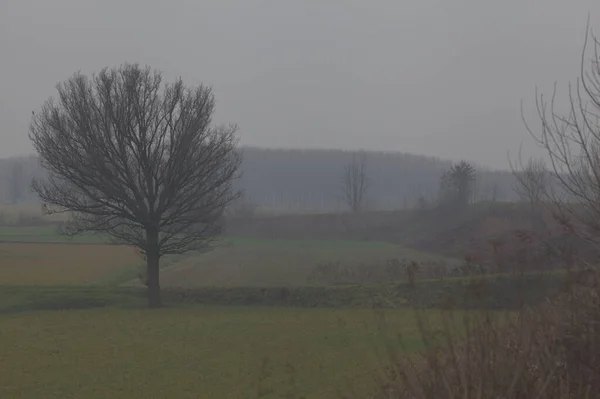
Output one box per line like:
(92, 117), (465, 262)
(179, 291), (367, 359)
(2, 0), (600, 169)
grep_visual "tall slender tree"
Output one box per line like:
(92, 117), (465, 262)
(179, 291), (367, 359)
(340, 151), (369, 213)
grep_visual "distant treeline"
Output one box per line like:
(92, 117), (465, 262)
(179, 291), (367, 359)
(237, 147), (519, 211)
(0, 147), (520, 211)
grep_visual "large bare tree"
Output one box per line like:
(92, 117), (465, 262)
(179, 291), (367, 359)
(29, 64), (241, 307)
(522, 21), (600, 262)
(341, 151), (369, 212)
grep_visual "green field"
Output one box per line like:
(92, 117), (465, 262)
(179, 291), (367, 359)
(0, 304), (434, 398)
(0, 225), (432, 398)
(0, 225), (458, 287)
(0, 222), (522, 398)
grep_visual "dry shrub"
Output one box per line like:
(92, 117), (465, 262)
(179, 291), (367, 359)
(376, 270), (600, 399)
(307, 258), (494, 287)
(307, 259), (443, 286)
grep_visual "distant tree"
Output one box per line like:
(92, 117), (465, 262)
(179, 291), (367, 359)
(438, 160), (476, 209)
(9, 163), (24, 204)
(29, 64), (241, 308)
(340, 151), (369, 213)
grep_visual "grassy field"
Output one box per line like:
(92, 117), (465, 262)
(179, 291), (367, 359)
(143, 237), (456, 288)
(0, 305), (432, 399)
(0, 225), (457, 287)
(0, 221), (517, 398)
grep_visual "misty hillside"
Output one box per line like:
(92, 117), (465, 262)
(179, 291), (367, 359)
(0, 147), (519, 211)
(236, 147), (518, 211)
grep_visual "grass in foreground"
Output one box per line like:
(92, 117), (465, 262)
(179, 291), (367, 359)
(0, 306), (429, 399)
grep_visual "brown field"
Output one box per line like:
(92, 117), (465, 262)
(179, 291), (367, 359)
(0, 243), (140, 285)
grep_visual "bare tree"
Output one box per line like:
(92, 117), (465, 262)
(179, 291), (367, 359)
(341, 151), (369, 213)
(512, 157), (548, 204)
(29, 64), (241, 307)
(522, 21), (600, 260)
(510, 155), (549, 228)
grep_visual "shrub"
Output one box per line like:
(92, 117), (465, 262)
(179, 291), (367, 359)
(374, 269), (600, 398)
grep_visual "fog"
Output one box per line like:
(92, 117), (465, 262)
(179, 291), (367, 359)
(2, 0), (600, 168)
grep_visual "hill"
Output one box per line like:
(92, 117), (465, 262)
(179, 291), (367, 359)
(0, 147), (519, 211)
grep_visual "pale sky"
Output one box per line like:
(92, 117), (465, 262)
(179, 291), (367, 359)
(2, 0), (600, 169)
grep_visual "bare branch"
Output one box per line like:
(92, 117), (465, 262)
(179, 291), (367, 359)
(29, 63), (241, 307)
(340, 151), (369, 213)
(521, 22), (600, 259)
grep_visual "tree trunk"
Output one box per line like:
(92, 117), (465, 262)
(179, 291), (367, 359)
(146, 228), (161, 308)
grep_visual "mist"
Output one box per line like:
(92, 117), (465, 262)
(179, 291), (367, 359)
(2, 0), (600, 168)
(5, 3), (600, 398)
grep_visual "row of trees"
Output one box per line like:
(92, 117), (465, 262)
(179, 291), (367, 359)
(340, 154), (480, 213)
(1, 147), (520, 211)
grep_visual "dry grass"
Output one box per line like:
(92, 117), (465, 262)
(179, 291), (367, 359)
(0, 243), (140, 285)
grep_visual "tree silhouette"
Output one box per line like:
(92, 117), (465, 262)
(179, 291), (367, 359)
(29, 64), (241, 307)
(340, 151), (369, 212)
(439, 160), (476, 209)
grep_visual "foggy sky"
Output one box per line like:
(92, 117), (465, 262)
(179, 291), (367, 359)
(2, 0), (600, 169)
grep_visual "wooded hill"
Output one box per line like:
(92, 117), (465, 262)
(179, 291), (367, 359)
(0, 147), (519, 211)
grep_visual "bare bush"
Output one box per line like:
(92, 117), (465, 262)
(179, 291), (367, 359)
(372, 21), (600, 399)
(307, 258), (501, 287)
(517, 22), (600, 264)
(376, 272), (600, 399)
(511, 156), (550, 230)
